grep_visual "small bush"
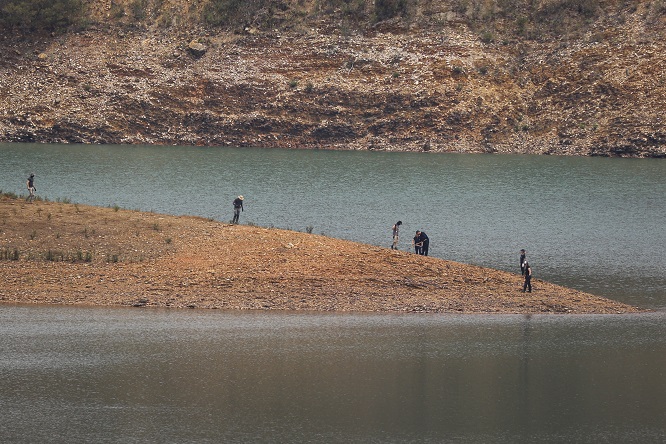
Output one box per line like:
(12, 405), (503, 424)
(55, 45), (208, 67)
(452, 65), (466, 76)
(374, 0), (408, 22)
(203, 0), (272, 28)
(0, 0), (84, 30)
(75, 250), (93, 262)
(1, 248), (20, 260)
(46, 250), (64, 261)
(480, 31), (494, 44)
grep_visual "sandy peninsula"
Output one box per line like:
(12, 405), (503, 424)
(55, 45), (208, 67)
(0, 196), (642, 314)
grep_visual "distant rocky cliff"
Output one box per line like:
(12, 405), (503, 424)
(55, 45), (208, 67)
(1, 0), (665, 157)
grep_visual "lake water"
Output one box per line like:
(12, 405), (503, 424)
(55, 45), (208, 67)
(0, 306), (664, 443)
(1, 143), (664, 309)
(1, 143), (665, 442)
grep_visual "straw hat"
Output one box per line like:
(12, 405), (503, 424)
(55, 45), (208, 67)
(238, 195), (244, 200)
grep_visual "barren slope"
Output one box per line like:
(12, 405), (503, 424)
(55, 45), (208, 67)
(0, 197), (642, 313)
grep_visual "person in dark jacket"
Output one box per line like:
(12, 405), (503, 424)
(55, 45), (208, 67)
(413, 230), (429, 256)
(232, 195), (244, 224)
(520, 249), (527, 275)
(418, 231), (429, 256)
(522, 261), (532, 293)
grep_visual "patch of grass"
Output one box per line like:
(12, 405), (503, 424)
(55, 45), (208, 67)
(1, 248), (20, 260)
(46, 250), (64, 261)
(480, 31), (494, 44)
(75, 250), (93, 262)
(1, 191), (18, 199)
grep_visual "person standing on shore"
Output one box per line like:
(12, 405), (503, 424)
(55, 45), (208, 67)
(522, 261), (532, 292)
(26, 173), (36, 202)
(413, 230), (429, 256)
(418, 231), (429, 256)
(520, 249), (527, 275)
(391, 221), (402, 250)
(232, 195), (244, 224)
(413, 231), (422, 255)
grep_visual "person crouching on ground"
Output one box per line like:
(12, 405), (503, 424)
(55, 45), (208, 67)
(232, 195), (244, 224)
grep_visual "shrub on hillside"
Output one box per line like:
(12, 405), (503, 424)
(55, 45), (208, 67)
(203, 0), (272, 27)
(0, 0), (83, 30)
(374, 0), (408, 22)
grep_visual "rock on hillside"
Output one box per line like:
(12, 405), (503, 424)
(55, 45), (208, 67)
(0, 0), (665, 157)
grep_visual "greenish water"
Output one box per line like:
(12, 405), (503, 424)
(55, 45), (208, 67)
(1, 143), (664, 308)
(1, 143), (665, 443)
(0, 306), (664, 443)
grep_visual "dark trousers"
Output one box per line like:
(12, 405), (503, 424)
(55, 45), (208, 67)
(523, 275), (532, 292)
(421, 242), (429, 256)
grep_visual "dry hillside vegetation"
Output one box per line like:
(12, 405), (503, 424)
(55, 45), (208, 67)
(0, 0), (665, 156)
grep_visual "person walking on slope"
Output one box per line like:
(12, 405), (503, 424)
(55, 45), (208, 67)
(391, 221), (402, 250)
(26, 173), (36, 202)
(232, 195), (244, 224)
(522, 261), (532, 293)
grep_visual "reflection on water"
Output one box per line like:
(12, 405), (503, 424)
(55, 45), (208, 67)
(1, 143), (665, 309)
(0, 306), (665, 443)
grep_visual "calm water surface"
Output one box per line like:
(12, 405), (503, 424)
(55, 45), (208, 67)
(1, 144), (666, 443)
(1, 143), (664, 308)
(0, 306), (665, 443)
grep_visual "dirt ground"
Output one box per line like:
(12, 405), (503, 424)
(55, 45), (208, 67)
(0, 196), (643, 314)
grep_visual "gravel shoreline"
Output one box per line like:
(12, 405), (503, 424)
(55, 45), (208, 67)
(0, 197), (643, 314)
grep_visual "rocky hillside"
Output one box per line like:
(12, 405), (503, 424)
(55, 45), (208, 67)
(1, 0), (665, 157)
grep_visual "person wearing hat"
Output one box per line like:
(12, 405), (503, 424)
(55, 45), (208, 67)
(26, 173), (36, 202)
(520, 249), (527, 275)
(232, 195), (244, 224)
